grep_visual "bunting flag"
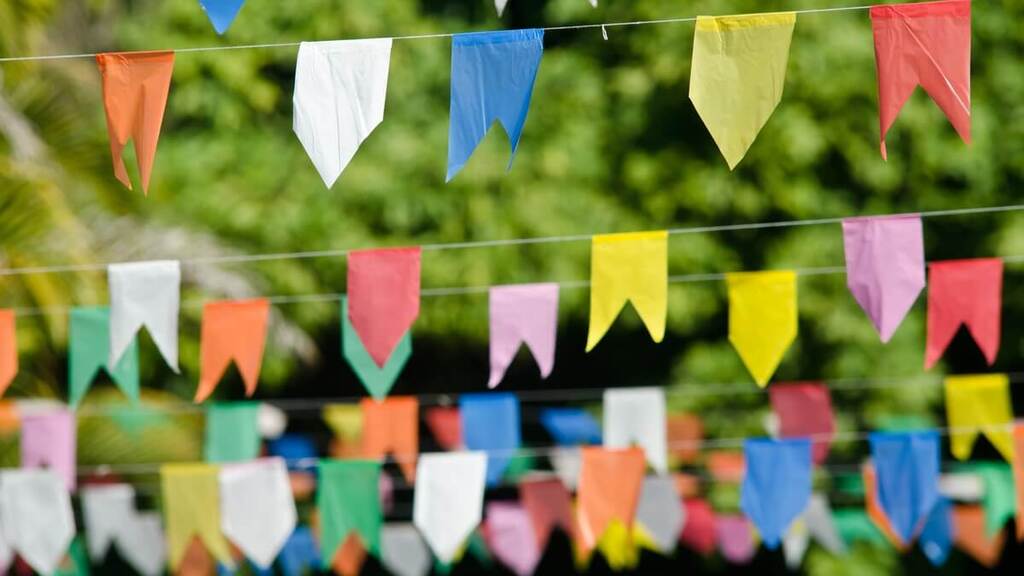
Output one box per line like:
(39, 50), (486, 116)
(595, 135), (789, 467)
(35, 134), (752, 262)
(919, 496), (954, 566)
(293, 39), (393, 188)
(461, 393), (521, 485)
(603, 387), (668, 473)
(520, 475), (576, 551)
(727, 270), (798, 386)
(446, 29), (545, 181)
(108, 260), (181, 371)
(965, 462), (1015, 537)
(342, 297), (411, 399)
(549, 447), (582, 489)
(925, 258), (1002, 368)
(361, 397), (418, 482)
(198, 0), (246, 34)
(413, 452), (487, 565)
(870, 0), (971, 159)
(862, 463), (905, 547)
(667, 413), (703, 464)
(869, 430), (940, 543)
(689, 13), (796, 169)
(81, 484), (165, 576)
(804, 494), (845, 554)
(634, 476), (685, 553)
(842, 215), (926, 341)
(488, 283), (559, 389)
(952, 505), (1005, 568)
(833, 508), (888, 547)
(425, 406), (462, 450)
(196, 299), (270, 402)
(576, 447), (646, 552)
(717, 516), (755, 565)
(679, 499), (717, 555)
(322, 404), (363, 448)
(20, 407), (76, 491)
(769, 382), (835, 464)
(279, 527), (321, 576)
(1013, 423), (1024, 541)
(120, 514), (166, 576)
(68, 307), (140, 406)
(204, 402), (261, 463)
(0, 311), (15, 397)
(347, 247), (421, 368)
(484, 502), (540, 576)
(741, 438), (812, 549)
(95, 52), (174, 193)
(219, 458), (296, 569)
(540, 407), (602, 446)
(0, 469), (76, 576)
(381, 524), (430, 576)
(944, 374), (1014, 462)
(317, 460), (382, 567)
(783, 519), (809, 569)
(586, 231), (667, 351)
(161, 464), (235, 570)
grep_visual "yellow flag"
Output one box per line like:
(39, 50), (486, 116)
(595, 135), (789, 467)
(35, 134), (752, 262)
(322, 404), (363, 443)
(945, 374), (1014, 462)
(690, 13), (796, 169)
(727, 271), (797, 387)
(595, 520), (640, 570)
(161, 463), (234, 570)
(586, 231), (668, 351)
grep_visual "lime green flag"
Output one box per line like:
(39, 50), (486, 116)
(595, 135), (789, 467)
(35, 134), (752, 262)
(204, 402), (261, 462)
(318, 460), (382, 567)
(69, 307), (139, 406)
(342, 297), (411, 399)
(161, 463), (235, 570)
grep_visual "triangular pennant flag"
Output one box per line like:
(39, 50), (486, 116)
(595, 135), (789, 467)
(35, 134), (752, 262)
(20, 407), (76, 491)
(689, 13), (796, 169)
(413, 451), (488, 564)
(447, 29), (544, 181)
(484, 502), (540, 576)
(540, 408), (602, 446)
(293, 39), (393, 188)
(198, 0), (247, 34)
(81, 484), (166, 576)
(317, 460), (382, 566)
(769, 382), (835, 464)
(925, 258), (1002, 368)
(667, 413), (703, 464)
(871, 0), (971, 159)
(488, 283), (559, 389)
(204, 402), (262, 463)
(196, 299), (270, 403)
(717, 516), (755, 565)
(945, 374), (1014, 462)
(361, 397), (418, 483)
(586, 231), (667, 351)
(95, 52), (174, 193)
(69, 307), (140, 406)
(603, 387), (667, 473)
(219, 458), (296, 568)
(920, 496), (954, 566)
(727, 270), (797, 386)
(576, 447), (646, 552)
(740, 438), (812, 548)
(381, 524), (430, 576)
(842, 215), (926, 341)
(634, 476), (685, 553)
(425, 407), (462, 450)
(279, 527), (321, 576)
(347, 247), (421, 368)
(461, 393), (521, 485)
(0, 310), (16, 397)
(679, 499), (717, 555)
(520, 475), (576, 551)
(869, 430), (940, 543)
(161, 464), (235, 570)
(108, 260), (181, 371)
(1013, 423), (1024, 541)
(341, 297), (411, 400)
(0, 469), (76, 575)
(952, 505), (1005, 568)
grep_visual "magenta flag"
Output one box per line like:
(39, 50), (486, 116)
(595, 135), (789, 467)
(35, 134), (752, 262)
(769, 382), (835, 464)
(717, 515), (755, 565)
(485, 502), (541, 576)
(20, 408), (77, 491)
(488, 283), (559, 388)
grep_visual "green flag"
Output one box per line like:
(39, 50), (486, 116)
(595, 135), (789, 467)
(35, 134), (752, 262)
(832, 509), (887, 547)
(960, 461), (1015, 536)
(204, 402), (261, 462)
(342, 297), (411, 399)
(69, 307), (139, 406)
(318, 459), (382, 566)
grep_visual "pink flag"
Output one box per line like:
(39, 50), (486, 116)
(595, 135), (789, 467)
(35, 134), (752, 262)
(20, 408), (76, 491)
(925, 258), (1002, 369)
(425, 407), (462, 450)
(717, 515), (755, 564)
(871, 0), (971, 159)
(484, 502), (541, 576)
(842, 215), (925, 342)
(769, 382), (835, 464)
(488, 283), (559, 389)
(347, 247), (421, 368)
(520, 476), (576, 551)
(680, 499), (717, 555)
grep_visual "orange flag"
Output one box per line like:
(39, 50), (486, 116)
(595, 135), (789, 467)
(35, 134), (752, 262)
(862, 463), (906, 549)
(0, 310), (16, 397)
(953, 505), (1006, 568)
(1013, 423), (1024, 541)
(331, 534), (368, 576)
(196, 299), (270, 403)
(576, 447), (646, 552)
(96, 51), (175, 194)
(667, 413), (703, 465)
(361, 397), (418, 482)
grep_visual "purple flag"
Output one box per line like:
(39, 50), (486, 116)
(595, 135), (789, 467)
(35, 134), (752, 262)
(484, 502), (540, 576)
(842, 215), (925, 342)
(488, 283), (559, 388)
(20, 407), (77, 491)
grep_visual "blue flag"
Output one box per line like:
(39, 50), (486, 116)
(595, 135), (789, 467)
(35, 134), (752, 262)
(540, 408), (602, 445)
(740, 438), (812, 549)
(279, 527), (321, 576)
(869, 430), (940, 543)
(919, 496), (954, 567)
(198, 0), (246, 34)
(447, 29), (544, 181)
(461, 393), (521, 485)
(268, 434), (317, 472)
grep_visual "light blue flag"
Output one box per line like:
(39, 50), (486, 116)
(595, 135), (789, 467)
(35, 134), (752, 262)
(919, 496), (954, 567)
(198, 0), (246, 34)
(740, 438), (812, 549)
(279, 527), (320, 576)
(460, 393), (521, 485)
(869, 430), (940, 543)
(447, 29), (544, 181)
(540, 408), (601, 445)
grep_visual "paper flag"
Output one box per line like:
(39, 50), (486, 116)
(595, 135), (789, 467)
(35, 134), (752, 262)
(717, 516), (755, 565)
(576, 447), (645, 552)
(804, 494), (845, 554)
(95, 52), (174, 193)
(198, 0), (246, 34)
(667, 413), (703, 464)
(484, 502), (540, 576)
(945, 374), (1014, 462)
(279, 527), (320, 576)
(413, 452), (487, 564)
(1014, 423), (1024, 541)
(119, 513), (166, 576)
(20, 407), (76, 491)
(341, 297), (410, 400)
(322, 404), (363, 446)
(205, 402), (261, 463)
(82, 484), (165, 576)
(540, 408), (602, 445)
(0, 469), (75, 576)
(347, 247), (421, 368)
(963, 462), (1015, 537)
(317, 460), (382, 567)
(635, 476), (685, 553)
(461, 393), (521, 485)
(603, 387), (668, 473)
(381, 524), (430, 576)
(689, 13), (796, 169)
(842, 215), (926, 341)
(783, 520), (809, 570)
(108, 260), (181, 371)
(69, 307), (140, 406)
(833, 508), (888, 547)
(679, 499), (717, 555)
(863, 463), (905, 547)
(926, 258), (1002, 368)
(0, 310), (15, 397)
(447, 29), (544, 181)
(425, 407), (462, 450)
(488, 283), (559, 388)
(586, 231), (667, 351)
(0, 531), (10, 575)
(919, 496), (954, 566)
(707, 450), (746, 483)
(952, 505), (1005, 568)
(871, 0), (971, 159)
(219, 458), (296, 568)
(520, 475), (576, 550)
(196, 299), (270, 402)
(293, 39), (392, 188)
(727, 271), (797, 386)
(869, 430), (940, 543)
(769, 382), (835, 464)
(741, 438), (812, 549)
(595, 520), (639, 570)
(361, 397), (418, 482)
(161, 464), (234, 570)
(549, 447), (582, 489)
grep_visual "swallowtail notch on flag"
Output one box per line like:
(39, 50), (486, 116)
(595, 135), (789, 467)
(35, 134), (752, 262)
(488, 283), (559, 388)
(925, 258), (1002, 369)
(161, 464), (235, 571)
(360, 397), (419, 482)
(196, 299), (270, 403)
(576, 447), (646, 553)
(108, 260), (181, 372)
(944, 374), (1014, 462)
(317, 460), (383, 569)
(69, 307), (140, 407)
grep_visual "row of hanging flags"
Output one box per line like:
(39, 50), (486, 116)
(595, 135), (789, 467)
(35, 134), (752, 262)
(2, 371), (1023, 575)
(89, 0), (971, 194)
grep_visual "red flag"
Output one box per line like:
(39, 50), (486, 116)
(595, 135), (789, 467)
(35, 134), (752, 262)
(679, 499), (717, 555)
(361, 397), (418, 483)
(347, 247), (421, 368)
(520, 476), (576, 551)
(0, 310), (16, 397)
(196, 299), (270, 403)
(870, 0), (970, 159)
(425, 407), (462, 450)
(769, 382), (835, 464)
(925, 258), (1002, 369)
(575, 447), (645, 552)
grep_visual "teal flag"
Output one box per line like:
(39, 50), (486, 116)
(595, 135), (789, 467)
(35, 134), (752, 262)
(341, 297), (411, 399)
(204, 402), (261, 462)
(318, 460), (382, 566)
(69, 307), (139, 406)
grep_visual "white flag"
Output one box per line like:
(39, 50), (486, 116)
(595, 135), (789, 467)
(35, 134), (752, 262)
(413, 451), (487, 564)
(81, 484), (136, 561)
(0, 469), (76, 576)
(382, 523), (431, 576)
(603, 387), (668, 473)
(549, 447), (582, 489)
(118, 513), (166, 576)
(293, 39), (392, 189)
(0, 524), (13, 575)
(805, 493), (844, 554)
(783, 519), (810, 569)
(219, 458), (297, 569)
(635, 475), (685, 552)
(108, 260), (180, 371)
